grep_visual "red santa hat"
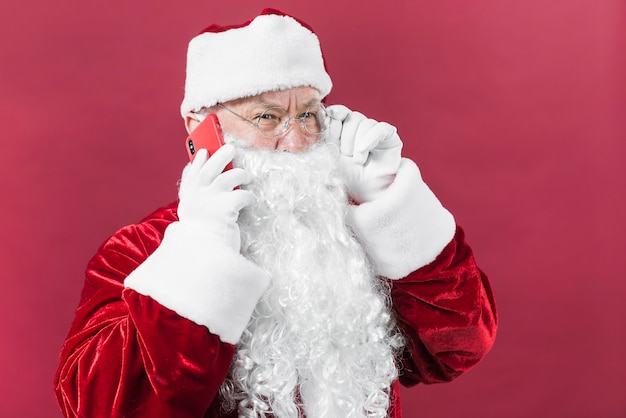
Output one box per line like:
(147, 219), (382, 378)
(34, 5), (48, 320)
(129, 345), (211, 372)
(180, 8), (333, 117)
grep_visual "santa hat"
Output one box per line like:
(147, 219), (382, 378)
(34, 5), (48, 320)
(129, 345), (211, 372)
(180, 8), (333, 117)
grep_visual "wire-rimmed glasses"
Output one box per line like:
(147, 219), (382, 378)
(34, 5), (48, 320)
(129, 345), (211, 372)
(216, 103), (328, 138)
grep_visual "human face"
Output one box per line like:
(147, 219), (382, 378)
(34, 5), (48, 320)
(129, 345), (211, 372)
(186, 87), (323, 153)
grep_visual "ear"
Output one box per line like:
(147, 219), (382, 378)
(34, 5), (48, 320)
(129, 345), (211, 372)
(184, 112), (201, 134)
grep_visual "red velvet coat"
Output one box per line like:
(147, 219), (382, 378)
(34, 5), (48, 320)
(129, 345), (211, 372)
(54, 202), (497, 417)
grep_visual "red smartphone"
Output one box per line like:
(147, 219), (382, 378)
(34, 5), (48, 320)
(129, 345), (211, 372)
(186, 114), (232, 170)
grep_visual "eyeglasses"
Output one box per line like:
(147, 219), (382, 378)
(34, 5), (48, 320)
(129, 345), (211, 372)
(216, 103), (328, 138)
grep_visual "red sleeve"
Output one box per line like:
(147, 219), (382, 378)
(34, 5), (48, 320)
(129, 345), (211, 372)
(54, 203), (235, 418)
(390, 226), (497, 386)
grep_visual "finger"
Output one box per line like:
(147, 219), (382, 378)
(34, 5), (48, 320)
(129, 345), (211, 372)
(181, 161), (193, 181)
(353, 122), (396, 165)
(339, 111), (368, 156)
(229, 189), (257, 212)
(325, 118), (343, 145)
(184, 148), (208, 180)
(211, 167), (253, 191)
(373, 123), (401, 150)
(197, 144), (236, 183)
(324, 105), (352, 145)
(326, 104), (351, 122)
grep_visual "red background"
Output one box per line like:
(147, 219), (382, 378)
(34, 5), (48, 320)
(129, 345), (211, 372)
(1, 1), (624, 417)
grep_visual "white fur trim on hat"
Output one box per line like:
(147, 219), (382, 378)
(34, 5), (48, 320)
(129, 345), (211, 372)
(124, 221), (270, 344)
(347, 158), (456, 280)
(180, 12), (332, 116)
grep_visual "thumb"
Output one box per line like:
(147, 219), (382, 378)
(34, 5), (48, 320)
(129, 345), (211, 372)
(325, 105), (352, 146)
(326, 104), (351, 122)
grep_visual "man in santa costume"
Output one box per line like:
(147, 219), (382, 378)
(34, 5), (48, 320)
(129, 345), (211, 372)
(55, 8), (497, 418)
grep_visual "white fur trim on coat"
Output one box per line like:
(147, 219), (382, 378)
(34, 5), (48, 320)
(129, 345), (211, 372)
(180, 13), (332, 116)
(124, 221), (269, 344)
(347, 158), (456, 280)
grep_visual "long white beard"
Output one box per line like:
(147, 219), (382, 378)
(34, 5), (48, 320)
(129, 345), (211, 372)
(220, 138), (402, 418)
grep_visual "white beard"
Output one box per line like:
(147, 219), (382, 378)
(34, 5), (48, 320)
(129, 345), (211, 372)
(220, 137), (402, 418)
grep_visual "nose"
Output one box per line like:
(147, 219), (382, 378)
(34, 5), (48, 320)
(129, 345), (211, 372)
(275, 122), (317, 153)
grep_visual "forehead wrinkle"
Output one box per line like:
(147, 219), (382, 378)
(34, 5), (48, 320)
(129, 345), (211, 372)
(251, 97), (321, 112)
(258, 88), (320, 104)
(228, 89), (322, 118)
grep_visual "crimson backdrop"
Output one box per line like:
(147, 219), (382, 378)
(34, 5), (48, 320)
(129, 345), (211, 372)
(1, 1), (624, 417)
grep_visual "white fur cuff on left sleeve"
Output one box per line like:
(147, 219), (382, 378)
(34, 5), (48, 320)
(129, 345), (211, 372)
(347, 158), (456, 280)
(124, 221), (269, 344)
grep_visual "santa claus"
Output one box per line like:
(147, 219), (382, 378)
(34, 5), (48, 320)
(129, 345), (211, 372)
(55, 8), (497, 418)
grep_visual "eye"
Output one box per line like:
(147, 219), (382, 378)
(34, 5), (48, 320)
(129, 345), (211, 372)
(258, 108), (287, 122)
(299, 104), (324, 120)
(299, 111), (315, 119)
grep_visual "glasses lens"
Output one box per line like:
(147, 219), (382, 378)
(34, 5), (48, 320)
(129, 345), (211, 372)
(256, 104), (328, 137)
(257, 107), (289, 137)
(301, 104), (327, 135)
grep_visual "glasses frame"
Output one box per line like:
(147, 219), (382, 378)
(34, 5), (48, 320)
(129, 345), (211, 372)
(216, 103), (328, 139)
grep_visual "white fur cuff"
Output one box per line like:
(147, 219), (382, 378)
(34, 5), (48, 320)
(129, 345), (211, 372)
(347, 159), (456, 280)
(124, 221), (269, 344)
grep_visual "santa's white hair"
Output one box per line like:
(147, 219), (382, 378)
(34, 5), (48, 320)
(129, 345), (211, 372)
(219, 137), (403, 418)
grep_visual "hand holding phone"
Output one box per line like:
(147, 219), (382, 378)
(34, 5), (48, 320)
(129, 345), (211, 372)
(186, 114), (233, 170)
(178, 143), (255, 251)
